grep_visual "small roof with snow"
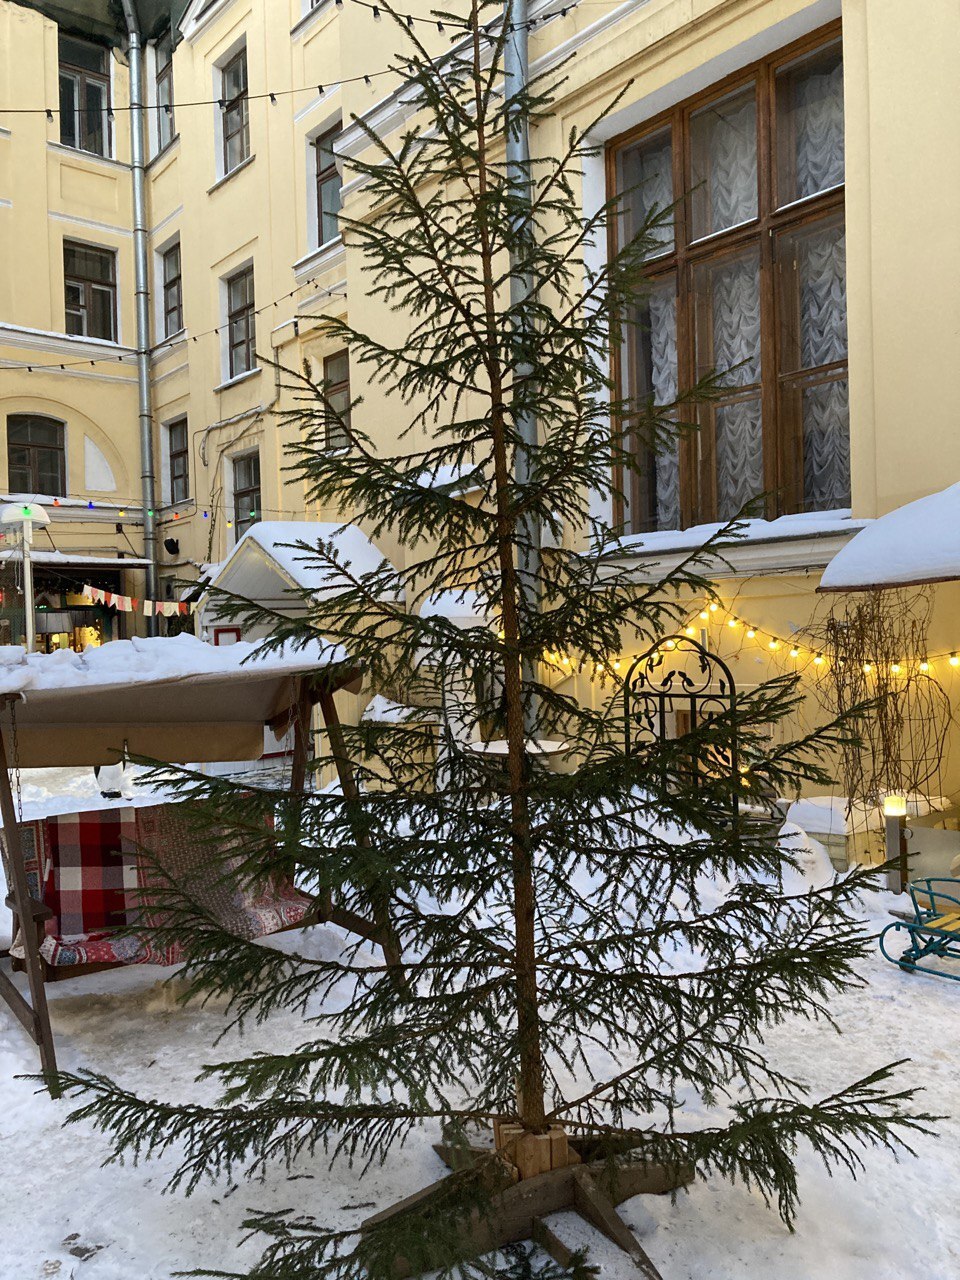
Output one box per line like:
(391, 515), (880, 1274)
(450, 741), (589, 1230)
(819, 484), (960, 592)
(0, 634), (351, 767)
(204, 522), (390, 614)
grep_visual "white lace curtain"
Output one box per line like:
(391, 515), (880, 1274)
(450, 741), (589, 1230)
(622, 51), (847, 529)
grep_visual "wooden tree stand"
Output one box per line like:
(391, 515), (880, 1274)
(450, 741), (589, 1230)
(362, 1124), (693, 1279)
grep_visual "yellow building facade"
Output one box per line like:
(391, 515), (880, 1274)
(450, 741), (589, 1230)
(2, 0), (960, 844)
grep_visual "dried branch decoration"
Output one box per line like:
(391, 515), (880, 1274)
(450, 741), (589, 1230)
(808, 587), (952, 810)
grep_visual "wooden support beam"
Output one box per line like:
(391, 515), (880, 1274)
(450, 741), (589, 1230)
(316, 688), (405, 973)
(363, 1149), (682, 1278)
(0, 714), (59, 1093)
(572, 1167), (664, 1279)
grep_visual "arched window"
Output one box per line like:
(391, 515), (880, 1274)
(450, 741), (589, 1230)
(6, 415), (66, 497)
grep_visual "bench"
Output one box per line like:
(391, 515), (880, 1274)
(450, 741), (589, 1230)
(879, 878), (960, 980)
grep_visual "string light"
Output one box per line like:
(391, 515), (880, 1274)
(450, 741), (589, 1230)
(951, 654), (959, 668)
(890, 662), (902, 675)
(746, 628), (756, 639)
(789, 647), (800, 659)
(863, 662), (872, 674)
(920, 660), (930, 673)
(768, 639), (779, 651)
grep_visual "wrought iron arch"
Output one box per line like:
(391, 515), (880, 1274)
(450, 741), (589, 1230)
(623, 634), (740, 821)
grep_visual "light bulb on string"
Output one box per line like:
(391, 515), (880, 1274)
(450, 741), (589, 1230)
(863, 662), (872, 674)
(699, 611), (709, 622)
(768, 639), (779, 651)
(684, 626), (696, 638)
(746, 628), (756, 639)
(890, 662), (902, 675)
(813, 654), (824, 666)
(951, 654), (960, 668)
(727, 618), (738, 629)
(790, 647), (800, 658)
(708, 602), (719, 613)
(920, 660), (930, 673)
(664, 639), (676, 650)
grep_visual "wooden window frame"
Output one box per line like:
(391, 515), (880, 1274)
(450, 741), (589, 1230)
(607, 20), (845, 534)
(168, 417), (189, 505)
(155, 32), (175, 150)
(315, 123), (342, 247)
(58, 34), (110, 157)
(6, 415), (67, 498)
(232, 450), (260, 537)
(162, 242), (183, 337)
(226, 265), (256, 377)
(220, 48), (250, 174)
(323, 350), (351, 450)
(63, 240), (117, 341)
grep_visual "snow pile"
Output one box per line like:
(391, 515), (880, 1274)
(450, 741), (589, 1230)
(361, 694), (428, 724)
(13, 765), (177, 823)
(0, 632), (345, 698)
(819, 482), (960, 591)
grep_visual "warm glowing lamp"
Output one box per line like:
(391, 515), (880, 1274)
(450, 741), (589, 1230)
(883, 794), (907, 818)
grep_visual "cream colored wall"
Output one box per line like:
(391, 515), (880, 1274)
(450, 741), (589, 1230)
(0, 0), (144, 573)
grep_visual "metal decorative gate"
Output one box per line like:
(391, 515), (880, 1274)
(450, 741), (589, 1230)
(623, 634), (740, 819)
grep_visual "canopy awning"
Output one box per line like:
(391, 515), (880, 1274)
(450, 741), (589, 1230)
(0, 551), (151, 570)
(0, 634), (354, 766)
(819, 483), (960, 592)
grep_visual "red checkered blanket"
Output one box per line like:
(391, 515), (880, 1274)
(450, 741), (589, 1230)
(9, 804), (311, 968)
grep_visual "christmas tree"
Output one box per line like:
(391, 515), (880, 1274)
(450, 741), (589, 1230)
(59, 4), (928, 1275)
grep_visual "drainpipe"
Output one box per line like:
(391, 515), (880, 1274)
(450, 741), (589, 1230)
(119, 0), (159, 634)
(503, 0), (540, 734)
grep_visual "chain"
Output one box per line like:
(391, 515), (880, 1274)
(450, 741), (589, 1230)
(10, 701), (23, 827)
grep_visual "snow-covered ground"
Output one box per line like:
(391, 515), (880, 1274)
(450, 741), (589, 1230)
(0, 822), (956, 1280)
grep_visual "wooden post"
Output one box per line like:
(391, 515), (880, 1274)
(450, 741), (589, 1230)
(289, 680), (312, 797)
(316, 686), (404, 973)
(0, 712), (59, 1093)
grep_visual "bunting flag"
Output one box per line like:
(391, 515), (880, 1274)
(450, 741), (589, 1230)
(82, 585), (197, 616)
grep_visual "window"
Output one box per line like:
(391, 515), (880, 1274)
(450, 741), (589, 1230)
(611, 29), (846, 534)
(316, 124), (342, 246)
(232, 452), (260, 536)
(226, 265), (256, 377)
(64, 241), (117, 341)
(58, 34), (110, 157)
(7, 415), (66, 497)
(323, 351), (351, 449)
(221, 49), (249, 174)
(168, 418), (189, 504)
(162, 243), (183, 337)
(156, 32), (175, 150)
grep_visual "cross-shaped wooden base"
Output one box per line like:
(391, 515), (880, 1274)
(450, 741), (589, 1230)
(361, 1133), (693, 1278)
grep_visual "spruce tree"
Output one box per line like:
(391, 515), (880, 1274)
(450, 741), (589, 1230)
(57, 4), (929, 1275)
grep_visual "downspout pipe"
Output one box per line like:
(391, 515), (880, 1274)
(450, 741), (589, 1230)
(503, 0), (540, 735)
(120, 0), (159, 634)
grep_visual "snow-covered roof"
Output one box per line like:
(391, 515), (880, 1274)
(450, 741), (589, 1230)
(0, 633), (343, 698)
(819, 483), (960, 591)
(615, 509), (867, 559)
(207, 521), (391, 602)
(0, 634), (350, 767)
(0, 550), (152, 569)
(419, 588), (490, 627)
